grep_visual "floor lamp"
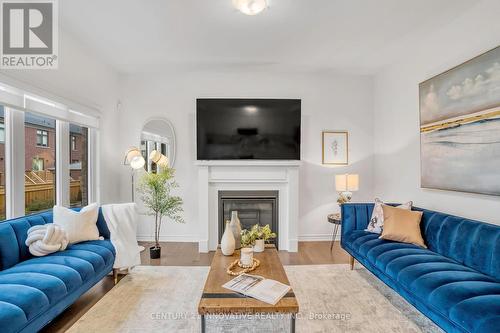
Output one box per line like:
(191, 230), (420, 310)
(123, 147), (146, 201)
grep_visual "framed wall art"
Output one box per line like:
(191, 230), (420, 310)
(322, 131), (348, 165)
(419, 45), (500, 196)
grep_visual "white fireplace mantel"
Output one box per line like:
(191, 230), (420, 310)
(197, 160), (300, 253)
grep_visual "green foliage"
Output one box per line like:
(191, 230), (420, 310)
(137, 167), (184, 248)
(26, 199), (54, 214)
(240, 224), (276, 247)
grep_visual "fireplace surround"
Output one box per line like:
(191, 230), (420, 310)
(218, 190), (279, 248)
(196, 160), (299, 252)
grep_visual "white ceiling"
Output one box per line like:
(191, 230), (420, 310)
(60, 0), (479, 75)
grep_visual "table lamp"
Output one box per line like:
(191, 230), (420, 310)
(335, 174), (359, 205)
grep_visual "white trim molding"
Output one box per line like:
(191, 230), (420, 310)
(197, 162), (300, 253)
(136, 235), (200, 242)
(5, 108), (25, 218)
(56, 120), (70, 207)
(298, 234), (339, 241)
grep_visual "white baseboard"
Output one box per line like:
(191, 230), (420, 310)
(198, 240), (209, 253)
(298, 234), (337, 241)
(137, 234), (338, 243)
(136, 235), (199, 242)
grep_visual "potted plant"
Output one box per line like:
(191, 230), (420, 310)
(241, 224), (276, 253)
(137, 167), (183, 259)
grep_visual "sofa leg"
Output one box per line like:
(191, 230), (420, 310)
(113, 268), (118, 285)
(349, 256), (355, 270)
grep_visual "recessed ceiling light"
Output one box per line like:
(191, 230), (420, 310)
(232, 0), (268, 16)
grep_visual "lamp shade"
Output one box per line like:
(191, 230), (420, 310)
(335, 174), (359, 192)
(125, 147), (145, 169)
(149, 150), (169, 167)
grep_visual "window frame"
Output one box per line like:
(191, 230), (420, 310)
(69, 124), (89, 207)
(0, 79), (100, 219)
(2, 106), (99, 219)
(0, 123), (5, 143)
(36, 129), (49, 147)
(32, 157), (44, 171)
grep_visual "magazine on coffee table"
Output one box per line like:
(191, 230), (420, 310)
(222, 273), (291, 305)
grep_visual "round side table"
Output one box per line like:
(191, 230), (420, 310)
(327, 213), (341, 251)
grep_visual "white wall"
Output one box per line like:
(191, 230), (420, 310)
(373, 0), (500, 224)
(118, 70), (374, 242)
(0, 29), (121, 204)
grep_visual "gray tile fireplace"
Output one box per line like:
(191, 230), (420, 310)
(218, 190), (279, 248)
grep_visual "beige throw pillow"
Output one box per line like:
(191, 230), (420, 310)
(366, 198), (413, 234)
(379, 205), (427, 248)
(53, 203), (100, 244)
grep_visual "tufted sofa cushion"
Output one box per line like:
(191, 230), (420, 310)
(0, 208), (111, 271)
(417, 208), (500, 278)
(341, 204), (500, 333)
(0, 239), (114, 333)
(0, 208), (114, 333)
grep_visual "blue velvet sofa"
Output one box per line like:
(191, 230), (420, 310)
(0, 209), (115, 333)
(341, 203), (500, 332)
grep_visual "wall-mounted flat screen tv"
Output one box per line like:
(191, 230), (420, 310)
(196, 99), (301, 160)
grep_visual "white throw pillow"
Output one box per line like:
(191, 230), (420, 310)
(365, 198), (413, 234)
(53, 203), (100, 244)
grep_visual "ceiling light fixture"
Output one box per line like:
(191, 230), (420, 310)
(232, 0), (268, 16)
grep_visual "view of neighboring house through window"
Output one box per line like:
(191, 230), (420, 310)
(36, 129), (49, 147)
(0, 107), (6, 220)
(0, 123), (5, 143)
(32, 157), (44, 171)
(25, 112), (56, 215)
(70, 124), (88, 207)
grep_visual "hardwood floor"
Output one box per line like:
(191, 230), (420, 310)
(139, 241), (215, 266)
(42, 241), (350, 332)
(279, 240), (350, 265)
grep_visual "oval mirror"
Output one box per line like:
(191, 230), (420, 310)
(140, 118), (176, 170)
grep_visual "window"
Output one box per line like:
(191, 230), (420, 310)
(0, 124), (5, 143)
(69, 124), (88, 207)
(32, 157), (44, 171)
(36, 129), (49, 147)
(0, 106), (5, 220)
(25, 113), (56, 214)
(0, 81), (99, 221)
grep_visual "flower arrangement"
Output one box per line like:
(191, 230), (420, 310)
(240, 224), (276, 247)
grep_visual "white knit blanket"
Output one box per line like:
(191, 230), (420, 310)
(102, 203), (141, 269)
(25, 224), (69, 256)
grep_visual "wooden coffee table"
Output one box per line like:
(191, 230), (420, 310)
(198, 245), (299, 332)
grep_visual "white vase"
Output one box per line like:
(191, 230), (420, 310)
(240, 247), (254, 267)
(253, 239), (265, 252)
(230, 211), (242, 250)
(221, 221), (235, 256)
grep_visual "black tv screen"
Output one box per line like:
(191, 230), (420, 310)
(197, 99), (301, 160)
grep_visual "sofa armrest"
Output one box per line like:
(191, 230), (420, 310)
(341, 203), (374, 242)
(96, 208), (111, 239)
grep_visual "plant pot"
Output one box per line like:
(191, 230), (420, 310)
(253, 239), (265, 252)
(150, 246), (161, 259)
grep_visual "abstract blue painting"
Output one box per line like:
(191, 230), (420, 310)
(419, 46), (500, 195)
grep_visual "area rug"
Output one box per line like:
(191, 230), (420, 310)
(67, 265), (442, 333)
